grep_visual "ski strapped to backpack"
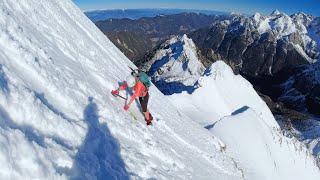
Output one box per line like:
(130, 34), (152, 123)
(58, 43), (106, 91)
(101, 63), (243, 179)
(128, 66), (151, 90)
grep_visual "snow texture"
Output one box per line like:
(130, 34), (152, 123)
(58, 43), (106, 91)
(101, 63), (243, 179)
(0, 0), (243, 179)
(145, 35), (205, 95)
(169, 61), (277, 128)
(0, 0), (319, 179)
(168, 61), (320, 179)
(212, 108), (320, 180)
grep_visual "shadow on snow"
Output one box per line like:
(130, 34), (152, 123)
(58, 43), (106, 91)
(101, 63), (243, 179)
(71, 97), (129, 180)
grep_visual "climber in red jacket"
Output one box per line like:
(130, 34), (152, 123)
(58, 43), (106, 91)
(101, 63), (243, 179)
(112, 75), (153, 125)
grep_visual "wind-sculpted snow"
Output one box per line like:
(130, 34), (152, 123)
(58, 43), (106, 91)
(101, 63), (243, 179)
(169, 61), (277, 128)
(0, 0), (243, 179)
(212, 108), (320, 180)
(168, 61), (320, 179)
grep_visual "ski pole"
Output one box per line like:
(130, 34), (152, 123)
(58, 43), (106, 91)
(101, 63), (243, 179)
(114, 94), (127, 100)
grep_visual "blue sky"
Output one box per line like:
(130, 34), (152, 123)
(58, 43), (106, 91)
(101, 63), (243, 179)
(73, 0), (320, 16)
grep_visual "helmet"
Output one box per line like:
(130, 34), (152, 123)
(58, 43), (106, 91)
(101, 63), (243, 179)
(126, 75), (136, 88)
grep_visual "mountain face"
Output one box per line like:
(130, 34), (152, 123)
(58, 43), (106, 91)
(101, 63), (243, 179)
(189, 11), (320, 76)
(0, 0), (247, 179)
(138, 35), (207, 95)
(105, 31), (154, 62)
(277, 115), (320, 166)
(93, 13), (234, 62)
(143, 34), (320, 166)
(96, 13), (234, 44)
(275, 62), (320, 115)
(85, 8), (227, 22)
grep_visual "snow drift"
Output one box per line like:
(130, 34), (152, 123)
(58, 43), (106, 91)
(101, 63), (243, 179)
(169, 61), (277, 128)
(0, 0), (243, 179)
(167, 62), (320, 179)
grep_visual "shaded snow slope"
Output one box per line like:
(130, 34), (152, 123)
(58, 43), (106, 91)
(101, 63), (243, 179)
(212, 108), (320, 180)
(0, 0), (243, 179)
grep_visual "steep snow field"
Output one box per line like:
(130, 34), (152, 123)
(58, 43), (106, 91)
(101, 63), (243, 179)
(0, 0), (319, 179)
(168, 61), (320, 179)
(0, 0), (244, 179)
(169, 61), (276, 128)
(212, 109), (320, 180)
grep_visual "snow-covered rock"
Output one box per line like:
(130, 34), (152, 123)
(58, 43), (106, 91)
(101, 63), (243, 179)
(252, 10), (319, 62)
(142, 34), (206, 94)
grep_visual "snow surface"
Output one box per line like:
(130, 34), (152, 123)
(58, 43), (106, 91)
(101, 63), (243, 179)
(212, 108), (320, 180)
(0, 0), (244, 179)
(168, 61), (320, 179)
(148, 35), (204, 86)
(0, 0), (319, 179)
(169, 61), (277, 128)
(144, 35), (205, 94)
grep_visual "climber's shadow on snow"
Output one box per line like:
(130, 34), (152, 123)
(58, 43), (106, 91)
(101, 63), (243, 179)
(71, 97), (129, 180)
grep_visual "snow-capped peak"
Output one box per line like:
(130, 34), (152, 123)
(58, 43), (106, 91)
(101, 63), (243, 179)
(250, 10), (320, 60)
(271, 9), (282, 16)
(144, 34), (205, 94)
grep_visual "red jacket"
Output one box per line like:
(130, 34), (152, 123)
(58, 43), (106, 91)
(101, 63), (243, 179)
(119, 77), (147, 105)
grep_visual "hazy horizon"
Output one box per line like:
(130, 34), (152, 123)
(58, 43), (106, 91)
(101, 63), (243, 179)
(74, 0), (320, 16)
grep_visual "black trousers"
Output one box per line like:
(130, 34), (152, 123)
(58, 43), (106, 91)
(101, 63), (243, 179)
(139, 92), (149, 112)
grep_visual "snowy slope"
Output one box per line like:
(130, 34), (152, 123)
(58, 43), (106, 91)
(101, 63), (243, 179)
(0, 0), (244, 179)
(167, 61), (320, 179)
(1, 1), (319, 179)
(143, 35), (205, 95)
(212, 108), (320, 180)
(169, 61), (277, 128)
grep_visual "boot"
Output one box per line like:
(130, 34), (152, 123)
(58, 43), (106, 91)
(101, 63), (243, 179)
(146, 119), (152, 125)
(149, 113), (153, 121)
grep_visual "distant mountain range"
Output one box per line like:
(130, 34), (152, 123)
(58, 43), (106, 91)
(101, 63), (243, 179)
(88, 9), (320, 117)
(190, 11), (320, 76)
(96, 12), (234, 43)
(85, 8), (228, 22)
(105, 31), (154, 63)
(96, 12), (235, 62)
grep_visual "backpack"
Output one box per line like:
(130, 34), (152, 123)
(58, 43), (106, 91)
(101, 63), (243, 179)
(129, 66), (151, 90)
(137, 71), (151, 90)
